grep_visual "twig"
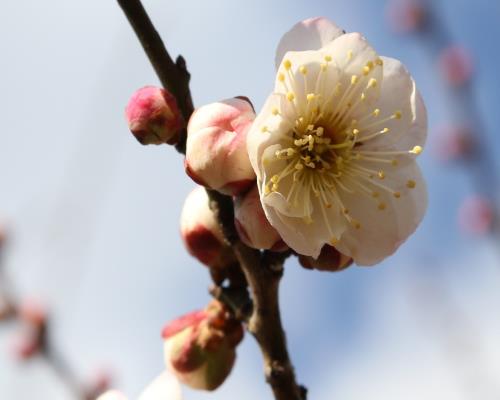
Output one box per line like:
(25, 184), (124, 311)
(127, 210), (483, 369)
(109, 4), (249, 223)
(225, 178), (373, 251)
(0, 249), (91, 400)
(116, 1), (305, 398)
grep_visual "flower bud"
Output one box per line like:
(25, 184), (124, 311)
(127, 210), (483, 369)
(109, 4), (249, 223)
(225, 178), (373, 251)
(234, 185), (287, 251)
(458, 195), (494, 235)
(162, 300), (243, 391)
(185, 97), (256, 195)
(386, 0), (427, 34)
(180, 187), (234, 268)
(438, 45), (473, 86)
(125, 86), (183, 145)
(434, 124), (474, 162)
(299, 245), (353, 272)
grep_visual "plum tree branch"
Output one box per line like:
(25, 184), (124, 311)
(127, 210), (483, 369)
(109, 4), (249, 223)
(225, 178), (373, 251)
(116, 1), (305, 398)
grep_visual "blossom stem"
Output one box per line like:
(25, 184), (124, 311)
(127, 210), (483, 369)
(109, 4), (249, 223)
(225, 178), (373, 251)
(116, 1), (306, 398)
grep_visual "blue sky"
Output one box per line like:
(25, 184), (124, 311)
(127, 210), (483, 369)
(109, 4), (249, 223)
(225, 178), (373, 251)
(1, 0), (500, 399)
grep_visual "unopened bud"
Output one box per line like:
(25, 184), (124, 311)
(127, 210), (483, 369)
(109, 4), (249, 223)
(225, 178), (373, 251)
(125, 86), (183, 145)
(234, 185), (287, 251)
(434, 124), (474, 162)
(438, 45), (473, 86)
(180, 187), (234, 268)
(162, 300), (243, 391)
(185, 97), (256, 195)
(386, 0), (427, 34)
(299, 245), (353, 272)
(458, 195), (494, 235)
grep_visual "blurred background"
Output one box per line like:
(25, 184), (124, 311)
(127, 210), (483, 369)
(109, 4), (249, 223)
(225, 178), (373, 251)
(1, 0), (500, 399)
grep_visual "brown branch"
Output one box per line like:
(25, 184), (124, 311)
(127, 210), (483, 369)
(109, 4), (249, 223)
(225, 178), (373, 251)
(116, 1), (305, 399)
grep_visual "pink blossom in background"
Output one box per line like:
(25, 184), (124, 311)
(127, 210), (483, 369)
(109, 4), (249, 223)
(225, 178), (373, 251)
(433, 124), (474, 162)
(438, 45), (474, 86)
(458, 195), (494, 235)
(386, 0), (427, 33)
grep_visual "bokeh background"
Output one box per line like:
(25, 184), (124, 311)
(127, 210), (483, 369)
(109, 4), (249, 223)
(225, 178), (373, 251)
(1, 0), (500, 399)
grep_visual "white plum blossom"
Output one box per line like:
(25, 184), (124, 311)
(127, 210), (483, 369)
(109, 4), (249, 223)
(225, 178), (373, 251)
(186, 97), (256, 195)
(247, 17), (427, 265)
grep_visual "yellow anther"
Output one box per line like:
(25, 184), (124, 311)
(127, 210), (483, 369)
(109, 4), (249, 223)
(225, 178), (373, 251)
(287, 148), (295, 156)
(306, 93), (316, 102)
(372, 108), (380, 117)
(407, 179), (416, 189)
(378, 202), (386, 210)
(393, 110), (402, 119)
(347, 50), (353, 60)
(283, 59), (292, 70)
(410, 145), (423, 155)
(271, 175), (279, 183)
(362, 66), (371, 75)
(351, 75), (359, 85)
(366, 61), (374, 69)
(372, 191), (379, 198)
(299, 65), (307, 74)
(382, 127), (390, 134)
(272, 107), (279, 116)
(325, 203), (332, 209)
(278, 73), (285, 82)
(353, 220), (361, 229)
(393, 191), (401, 199)
(352, 129), (360, 135)
(287, 92), (295, 101)
(320, 63), (328, 71)
(360, 92), (366, 101)
(272, 183), (279, 191)
(368, 78), (378, 88)
(342, 208), (349, 214)
(330, 237), (339, 245)
(316, 127), (324, 136)
(264, 185), (271, 195)
(375, 58), (383, 66)
(261, 126), (268, 133)
(378, 170), (385, 180)
(391, 159), (399, 167)
(324, 55), (332, 62)
(295, 163), (304, 170)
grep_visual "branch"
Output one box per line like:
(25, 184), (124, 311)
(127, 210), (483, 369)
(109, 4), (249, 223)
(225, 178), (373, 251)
(116, 1), (305, 398)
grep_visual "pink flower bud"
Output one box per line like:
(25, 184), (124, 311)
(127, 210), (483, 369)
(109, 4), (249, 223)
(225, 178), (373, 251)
(386, 0), (427, 34)
(19, 298), (47, 328)
(10, 329), (42, 360)
(125, 86), (183, 145)
(180, 187), (234, 268)
(162, 300), (243, 391)
(185, 97), (256, 195)
(234, 185), (287, 251)
(299, 245), (353, 272)
(458, 195), (494, 235)
(438, 45), (473, 86)
(433, 124), (474, 162)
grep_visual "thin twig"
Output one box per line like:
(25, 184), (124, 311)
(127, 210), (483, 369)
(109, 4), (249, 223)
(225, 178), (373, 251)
(116, 1), (305, 398)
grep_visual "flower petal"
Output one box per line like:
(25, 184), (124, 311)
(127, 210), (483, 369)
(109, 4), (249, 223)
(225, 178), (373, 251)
(138, 371), (183, 400)
(354, 56), (427, 152)
(263, 195), (346, 258)
(334, 161), (427, 265)
(275, 17), (344, 69)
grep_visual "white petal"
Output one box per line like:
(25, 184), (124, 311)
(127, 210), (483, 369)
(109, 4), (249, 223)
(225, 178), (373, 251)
(138, 371), (183, 400)
(247, 94), (290, 181)
(355, 56), (427, 152)
(334, 161), (427, 265)
(263, 196), (346, 258)
(275, 17), (344, 69)
(97, 391), (128, 400)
